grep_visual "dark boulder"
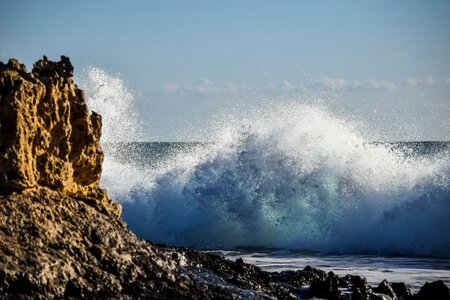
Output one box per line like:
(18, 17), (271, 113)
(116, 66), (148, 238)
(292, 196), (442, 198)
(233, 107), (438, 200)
(304, 271), (341, 300)
(349, 276), (373, 300)
(413, 280), (450, 300)
(391, 282), (412, 299)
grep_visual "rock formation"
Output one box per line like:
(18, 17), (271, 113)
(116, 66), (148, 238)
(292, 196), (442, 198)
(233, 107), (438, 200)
(0, 56), (120, 216)
(0, 57), (449, 299)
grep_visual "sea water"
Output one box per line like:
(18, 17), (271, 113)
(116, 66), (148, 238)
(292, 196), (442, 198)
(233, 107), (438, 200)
(222, 250), (450, 292)
(104, 141), (450, 290)
(80, 67), (450, 290)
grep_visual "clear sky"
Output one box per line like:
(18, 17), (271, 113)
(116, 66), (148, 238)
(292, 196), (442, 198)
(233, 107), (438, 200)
(1, 0), (449, 141)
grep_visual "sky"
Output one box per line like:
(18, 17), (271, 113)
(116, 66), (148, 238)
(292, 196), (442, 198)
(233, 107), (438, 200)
(1, 0), (449, 141)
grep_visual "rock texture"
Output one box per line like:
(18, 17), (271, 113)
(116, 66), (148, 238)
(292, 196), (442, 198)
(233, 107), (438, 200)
(1, 57), (449, 299)
(0, 56), (119, 216)
(0, 191), (178, 298)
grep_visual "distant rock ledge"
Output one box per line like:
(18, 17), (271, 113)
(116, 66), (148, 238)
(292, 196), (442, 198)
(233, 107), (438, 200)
(0, 57), (448, 299)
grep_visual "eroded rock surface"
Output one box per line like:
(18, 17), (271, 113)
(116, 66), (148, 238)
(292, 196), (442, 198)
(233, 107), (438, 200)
(0, 56), (119, 216)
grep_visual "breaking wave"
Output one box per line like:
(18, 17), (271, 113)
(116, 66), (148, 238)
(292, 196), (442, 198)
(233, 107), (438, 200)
(81, 68), (450, 257)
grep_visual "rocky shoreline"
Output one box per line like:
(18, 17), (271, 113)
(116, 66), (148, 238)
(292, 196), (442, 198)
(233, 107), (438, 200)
(0, 57), (449, 299)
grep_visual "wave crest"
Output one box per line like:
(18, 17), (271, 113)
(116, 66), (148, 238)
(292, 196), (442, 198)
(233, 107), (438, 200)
(83, 69), (450, 257)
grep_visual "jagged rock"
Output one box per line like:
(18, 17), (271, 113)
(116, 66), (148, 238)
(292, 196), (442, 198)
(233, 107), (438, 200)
(0, 174), (302, 299)
(0, 191), (178, 298)
(391, 282), (412, 299)
(305, 271), (341, 299)
(374, 280), (397, 300)
(345, 275), (373, 300)
(0, 56), (119, 216)
(413, 280), (450, 300)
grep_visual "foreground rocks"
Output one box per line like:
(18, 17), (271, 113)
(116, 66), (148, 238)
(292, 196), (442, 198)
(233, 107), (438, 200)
(1, 57), (449, 299)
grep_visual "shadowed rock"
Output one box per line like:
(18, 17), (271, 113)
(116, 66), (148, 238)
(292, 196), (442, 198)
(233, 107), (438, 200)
(413, 281), (450, 300)
(374, 280), (397, 299)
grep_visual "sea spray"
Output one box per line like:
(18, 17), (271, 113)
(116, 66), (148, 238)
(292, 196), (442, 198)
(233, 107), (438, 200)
(81, 69), (450, 257)
(79, 67), (148, 196)
(81, 67), (141, 143)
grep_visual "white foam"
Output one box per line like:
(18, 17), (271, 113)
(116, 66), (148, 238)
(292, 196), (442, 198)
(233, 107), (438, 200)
(225, 251), (450, 292)
(81, 67), (141, 143)
(82, 68), (450, 257)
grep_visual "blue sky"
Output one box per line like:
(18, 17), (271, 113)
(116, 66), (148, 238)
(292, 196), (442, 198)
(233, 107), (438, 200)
(1, 0), (449, 141)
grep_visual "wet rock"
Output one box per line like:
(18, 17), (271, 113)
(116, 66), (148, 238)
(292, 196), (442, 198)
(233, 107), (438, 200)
(413, 280), (450, 300)
(303, 271), (341, 299)
(373, 280), (397, 300)
(391, 282), (412, 299)
(349, 275), (373, 300)
(371, 294), (395, 300)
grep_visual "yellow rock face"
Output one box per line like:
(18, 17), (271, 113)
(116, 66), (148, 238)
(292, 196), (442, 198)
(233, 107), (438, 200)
(0, 56), (121, 217)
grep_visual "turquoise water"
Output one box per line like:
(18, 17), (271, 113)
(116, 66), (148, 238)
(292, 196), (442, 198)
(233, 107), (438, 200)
(103, 141), (450, 288)
(102, 140), (450, 255)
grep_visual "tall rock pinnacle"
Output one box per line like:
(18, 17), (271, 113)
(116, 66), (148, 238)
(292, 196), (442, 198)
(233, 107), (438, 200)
(0, 56), (120, 216)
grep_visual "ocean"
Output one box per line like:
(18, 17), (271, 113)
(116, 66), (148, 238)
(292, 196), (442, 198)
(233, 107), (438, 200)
(99, 141), (450, 291)
(82, 67), (450, 291)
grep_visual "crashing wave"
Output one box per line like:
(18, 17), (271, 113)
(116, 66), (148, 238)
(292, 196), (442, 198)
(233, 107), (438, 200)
(81, 68), (450, 257)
